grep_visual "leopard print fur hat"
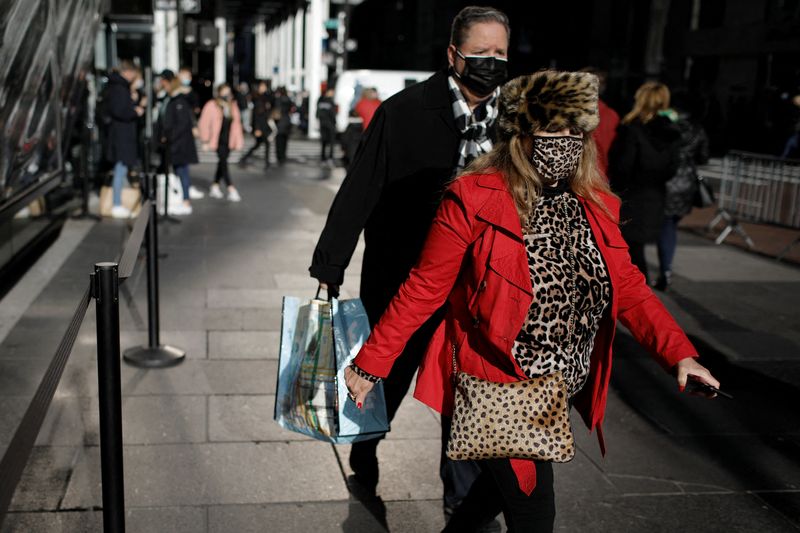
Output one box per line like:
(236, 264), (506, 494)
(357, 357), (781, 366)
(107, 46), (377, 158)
(497, 70), (600, 139)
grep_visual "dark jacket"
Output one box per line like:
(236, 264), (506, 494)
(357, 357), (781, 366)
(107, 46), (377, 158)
(104, 72), (139, 167)
(610, 115), (681, 243)
(310, 70), (473, 323)
(162, 91), (198, 166)
(664, 116), (710, 217)
(276, 95), (293, 136)
(316, 95), (336, 129)
(251, 92), (273, 134)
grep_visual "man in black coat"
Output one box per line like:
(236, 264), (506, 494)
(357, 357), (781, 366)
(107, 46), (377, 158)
(239, 80), (274, 169)
(309, 5), (509, 522)
(104, 61), (144, 218)
(316, 88), (337, 164)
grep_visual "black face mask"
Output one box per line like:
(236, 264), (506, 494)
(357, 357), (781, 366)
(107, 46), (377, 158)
(452, 49), (508, 97)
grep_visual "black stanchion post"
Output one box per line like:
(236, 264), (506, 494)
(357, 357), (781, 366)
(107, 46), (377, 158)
(122, 174), (186, 368)
(92, 263), (126, 533)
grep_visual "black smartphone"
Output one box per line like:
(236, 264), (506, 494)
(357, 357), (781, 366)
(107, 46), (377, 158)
(686, 376), (733, 399)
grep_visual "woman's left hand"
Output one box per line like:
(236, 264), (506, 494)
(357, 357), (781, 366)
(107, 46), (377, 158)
(674, 357), (720, 398)
(344, 366), (374, 408)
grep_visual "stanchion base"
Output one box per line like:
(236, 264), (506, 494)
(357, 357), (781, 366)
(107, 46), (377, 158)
(123, 344), (186, 368)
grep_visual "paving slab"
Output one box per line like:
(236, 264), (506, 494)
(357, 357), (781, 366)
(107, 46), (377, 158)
(81, 395), (207, 445)
(207, 499), (446, 533)
(61, 441), (348, 508)
(338, 438), (442, 502)
(208, 394), (312, 442)
(1, 506), (206, 533)
(206, 288), (288, 309)
(555, 493), (798, 532)
(9, 446), (78, 511)
(208, 330), (280, 359)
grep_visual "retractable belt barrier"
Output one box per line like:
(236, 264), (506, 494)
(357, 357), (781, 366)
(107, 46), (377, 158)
(0, 200), (153, 533)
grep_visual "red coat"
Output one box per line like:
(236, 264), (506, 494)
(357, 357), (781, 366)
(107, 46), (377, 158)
(593, 99), (620, 178)
(354, 171), (697, 486)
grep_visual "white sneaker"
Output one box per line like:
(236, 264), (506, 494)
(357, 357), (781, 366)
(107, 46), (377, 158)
(170, 203), (193, 216)
(189, 185), (205, 199)
(110, 205), (132, 219)
(209, 184), (224, 199)
(227, 188), (242, 202)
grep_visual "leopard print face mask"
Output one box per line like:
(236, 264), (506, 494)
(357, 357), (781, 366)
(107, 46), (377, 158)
(531, 136), (584, 183)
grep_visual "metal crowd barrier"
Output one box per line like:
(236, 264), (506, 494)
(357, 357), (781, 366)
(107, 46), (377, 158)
(703, 151), (800, 258)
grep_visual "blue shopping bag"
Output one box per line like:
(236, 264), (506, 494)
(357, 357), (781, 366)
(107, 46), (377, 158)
(274, 296), (389, 443)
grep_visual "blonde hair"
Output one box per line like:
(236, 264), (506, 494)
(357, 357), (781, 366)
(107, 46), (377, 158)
(623, 82), (670, 124)
(462, 134), (616, 224)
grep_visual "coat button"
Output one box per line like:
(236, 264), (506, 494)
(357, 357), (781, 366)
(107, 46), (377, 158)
(472, 316), (480, 328)
(479, 280), (487, 291)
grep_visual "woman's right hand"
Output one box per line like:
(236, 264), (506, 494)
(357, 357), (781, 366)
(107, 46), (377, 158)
(344, 366), (374, 409)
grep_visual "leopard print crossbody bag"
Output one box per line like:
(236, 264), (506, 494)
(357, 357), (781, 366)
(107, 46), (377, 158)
(445, 345), (576, 462)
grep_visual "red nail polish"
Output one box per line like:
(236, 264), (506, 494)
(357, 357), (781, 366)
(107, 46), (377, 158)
(357, 402), (363, 409)
(679, 385), (686, 393)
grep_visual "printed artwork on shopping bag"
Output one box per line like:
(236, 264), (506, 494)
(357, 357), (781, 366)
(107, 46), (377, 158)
(274, 296), (389, 444)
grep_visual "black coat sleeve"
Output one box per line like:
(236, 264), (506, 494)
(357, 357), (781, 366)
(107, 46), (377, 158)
(108, 85), (138, 122)
(609, 124), (638, 191)
(309, 106), (389, 285)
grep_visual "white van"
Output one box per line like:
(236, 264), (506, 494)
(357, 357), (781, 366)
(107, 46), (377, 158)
(333, 69), (434, 133)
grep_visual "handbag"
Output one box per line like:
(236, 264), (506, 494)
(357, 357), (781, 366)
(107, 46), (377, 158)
(445, 345), (575, 463)
(693, 174), (715, 208)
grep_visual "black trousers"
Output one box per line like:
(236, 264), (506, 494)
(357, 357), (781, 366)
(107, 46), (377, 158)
(320, 126), (335, 161)
(276, 134), (289, 163)
(214, 149), (232, 187)
(349, 311), (480, 507)
(240, 136), (270, 167)
(443, 460), (555, 533)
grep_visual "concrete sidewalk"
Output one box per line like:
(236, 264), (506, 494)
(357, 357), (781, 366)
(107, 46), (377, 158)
(1, 155), (799, 532)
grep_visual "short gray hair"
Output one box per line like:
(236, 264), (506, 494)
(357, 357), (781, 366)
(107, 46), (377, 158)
(450, 6), (510, 48)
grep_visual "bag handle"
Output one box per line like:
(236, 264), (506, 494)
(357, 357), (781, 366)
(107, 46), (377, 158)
(315, 285), (336, 302)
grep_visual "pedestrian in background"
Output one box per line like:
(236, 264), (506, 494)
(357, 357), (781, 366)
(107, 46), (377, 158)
(274, 87), (293, 165)
(199, 83), (245, 202)
(341, 110), (364, 170)
(656, 93), (710, 290)
(178, 66), (201, 117)
(236, 81), (251, 133)
(610, 82), (681, 283)
(105, 61), (144, 219)
(310, 6), (510, 530)
(583, 68), (619, 178)
(354, 87), (381, 131)
(238, 80), (274, 170)
(161, 77), (199, 215)
(344, 70), (721, 533)
(317, 87), (337, 165)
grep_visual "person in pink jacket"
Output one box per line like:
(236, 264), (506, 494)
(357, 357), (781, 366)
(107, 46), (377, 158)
(199, 84), (245, 202)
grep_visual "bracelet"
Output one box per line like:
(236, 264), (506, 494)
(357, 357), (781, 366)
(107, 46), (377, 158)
(349, 363), (382, 383)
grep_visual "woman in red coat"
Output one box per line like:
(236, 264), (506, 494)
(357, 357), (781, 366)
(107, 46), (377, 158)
(344, 71), (720, 532)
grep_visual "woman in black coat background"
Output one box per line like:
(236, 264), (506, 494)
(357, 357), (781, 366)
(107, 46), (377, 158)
(161, 78), (199, 215)
(610, 81), (681, 283)
(656, 94), (710, 289)
(104, 62), (144, 218)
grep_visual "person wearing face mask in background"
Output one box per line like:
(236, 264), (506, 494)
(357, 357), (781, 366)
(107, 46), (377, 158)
(343, 71), (721, 533)
(309, 6), (509, 529)
(178, 67), (201, 117)
(199, 83), (245, 202)
(105, 61), (145, 219)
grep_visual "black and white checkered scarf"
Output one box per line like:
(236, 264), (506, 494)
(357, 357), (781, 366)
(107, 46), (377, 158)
(448, 76), (499, 173)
